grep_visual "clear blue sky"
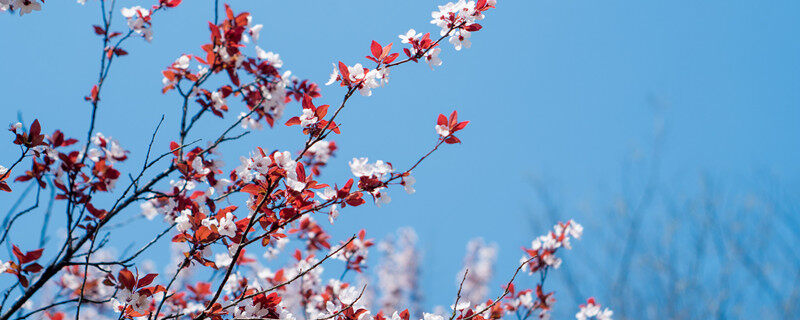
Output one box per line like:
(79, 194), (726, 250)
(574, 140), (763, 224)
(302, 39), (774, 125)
(1, 0), (799, 317)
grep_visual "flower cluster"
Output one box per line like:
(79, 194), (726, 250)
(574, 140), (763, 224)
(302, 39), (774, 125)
(576, 298), (613, 320)
(0, 2), (610, 320)
(522, 220), (583, 272)
(376, 228), (422, 314)
(121, 6), (155, 42)
(430, 0), (496, 50)
(459, 238), (497, 304)
(0, 0), (42, 15)
(349, 158), (394, 206)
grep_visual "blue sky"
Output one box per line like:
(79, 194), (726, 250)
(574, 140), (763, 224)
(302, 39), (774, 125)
(1, 0), (799, 317)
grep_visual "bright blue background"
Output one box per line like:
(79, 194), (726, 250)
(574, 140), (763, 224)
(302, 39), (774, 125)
(1, 0), (799, 318)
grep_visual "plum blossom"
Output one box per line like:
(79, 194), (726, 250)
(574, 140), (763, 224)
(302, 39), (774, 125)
(239, 112), (263, 130)
(121, 6), (154, 42)
(255, 47), (283, 68)
(0, 260), (9, 274)
(377, 228), (421, 313)
(90, 133), (127, 163)
(328, 204), (339, 224)
(349, 158), (393, 179)
(210, 90), (226, 111)
(327, 63), (387, 96)
(218, 212), (237, 238)
(523, 220), (583, 272)
(115, 288), (149, 314)
(173, 54), (191, 70)
(576, 298), (613, 320)
(399, 29), (422, 44)
(430, 0), (495, 50)
(325, 64), (339, 86)
(374, 191), (391, 207)
(339, 286), (360, 305)
(299, 108), (318, 126)
(249, 24), (263, 42)
(424, 47), (443, 68)
(401, 175), (416, 194)
(449, 29), (471, 51)
(423, 313), (444, 320)
(451, 300), (470, 311)
(435, 123), (450, 137)
(191, 157), (210, 175)
(459, 238), (497, 303)
(8, 0), (41, 15)
(175, 209), (193, 232)
(307, 140), (336, 164)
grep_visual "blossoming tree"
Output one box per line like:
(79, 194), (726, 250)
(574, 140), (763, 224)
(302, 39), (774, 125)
(0, 1), (612, 320)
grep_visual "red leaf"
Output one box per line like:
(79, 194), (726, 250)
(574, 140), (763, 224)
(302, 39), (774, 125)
(23, 263), (42, 273)
(453, 121), (469, 132)
(301, 94), (314, 110)
(170, 141), (180, 156)
(113, 48), (128, 56)
(218, 206), (238, 215)
(295, 163), (306, 181)
(444, 136), (461, 144)
(224, 4), (234, 19)
(337, 62), (350, 82)
(370, 41), (382, 59)
(464, 24), (483, 32)
(137, 273), (158, 288)
(12, 245), (24, 263)
(285, 117), (301, 126)
(381, 43), (394, 59)
(315, 104), (329, 118)
(24, 248), (43, 263)
(241, 184), (262, 195)
(29, 120), (41, 138)
(118, 269), (135, 289)
(437, 114), (448, 126)
(383, 52), (400, 64)
(449, 110), (458, 128)
(92, 25), (105, 35)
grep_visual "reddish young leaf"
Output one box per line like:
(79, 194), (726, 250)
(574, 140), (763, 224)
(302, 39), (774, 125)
(118, 269), (135, 289)
(464, 23), (483, 32)
(370, 41), (383, 59)
(137, 273), (158, 288)
(437, 114), (448, 126)
(170, 141), (180, 156)
(241, 184), (262, 195)
(285, 117), (301, 126)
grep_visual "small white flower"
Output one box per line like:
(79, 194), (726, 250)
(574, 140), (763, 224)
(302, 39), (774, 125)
(338, 286), (360, 305)
(249, 24), (263, 42)
(218, 212), (237, 238)
(175, 209), (193, 232)
(325, 64), (340, 86)
(399, 29), (422, 44)
(12, 0), (41, 15)
(425, 47), (443, 68)
(255, 46), (284, 68)
(299, 108), (318, 126)
(402, 176), (416, 194)
(174, 54), (191, 70)
(423, 313), (444, 320)
(436, 124), (450, 137)
(451, 300), (470, 311)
